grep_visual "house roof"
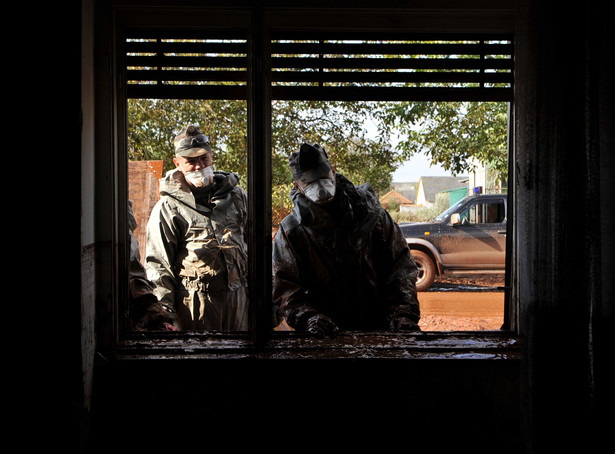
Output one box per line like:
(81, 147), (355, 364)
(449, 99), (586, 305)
(380, 189), (414, 206)
(391, 182), (418, 203)
(419, 176), (467, 202)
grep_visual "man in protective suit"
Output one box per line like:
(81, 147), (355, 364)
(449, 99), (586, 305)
(273, 143), (421, 337)
(128, 200), (176, 331)
(145, 125), (249, 331)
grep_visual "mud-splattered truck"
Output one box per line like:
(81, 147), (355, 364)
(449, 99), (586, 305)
(399, 194), (507, 291)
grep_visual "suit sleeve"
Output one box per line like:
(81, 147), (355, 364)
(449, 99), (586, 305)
(379, 208), (421, 323)
(272, 223), (320, 329)
(145, 200), (181, 311)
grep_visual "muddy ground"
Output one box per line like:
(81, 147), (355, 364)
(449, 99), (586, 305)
(418, 274), (506, 331)
(274, 274), (506, 332)
(429, 273), (505, 289)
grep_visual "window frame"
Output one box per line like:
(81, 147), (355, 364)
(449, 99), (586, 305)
(461, 199), (507, 225)
(98, 3), (519, 359)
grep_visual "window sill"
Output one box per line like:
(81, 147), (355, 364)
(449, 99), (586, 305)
(113, 330), (519, 361)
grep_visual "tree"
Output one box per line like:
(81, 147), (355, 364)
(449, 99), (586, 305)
(128, 99), (248, 182)
(381, 101), (509, 182)
(128, 98), (404, 197)
(127, 99), (509, 221)
(271, 100), (404, 193)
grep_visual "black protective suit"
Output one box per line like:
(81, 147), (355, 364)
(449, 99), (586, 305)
(272, 173), (421, 332)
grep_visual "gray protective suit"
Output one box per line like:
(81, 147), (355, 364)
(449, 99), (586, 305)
(145, 168), (249, 331)
(273, 173), (420, 331)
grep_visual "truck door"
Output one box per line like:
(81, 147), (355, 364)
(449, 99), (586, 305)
(436, 197), (507, 269)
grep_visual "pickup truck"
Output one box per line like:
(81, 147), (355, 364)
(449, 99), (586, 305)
(399, 193), (507, 291)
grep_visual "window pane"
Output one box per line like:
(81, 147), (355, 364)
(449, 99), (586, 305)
(127, 98), (249, 332)
(461, 201), (505, 224)
(271, 100), (509, 333)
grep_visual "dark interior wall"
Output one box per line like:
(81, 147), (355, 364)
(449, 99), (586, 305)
(593, 1), (615, 435)
(515, 0), (614, 451)
(89, 357), (520, 452)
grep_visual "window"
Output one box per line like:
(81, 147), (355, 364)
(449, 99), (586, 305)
(460, 200), (506, 224)
(104, 5), (517, 357)
(125, 29), (251, 335)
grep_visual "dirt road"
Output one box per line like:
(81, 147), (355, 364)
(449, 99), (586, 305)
(418, 291), (504, 331)
(418, 275), (505, 331)
(274, 275), (506, 332)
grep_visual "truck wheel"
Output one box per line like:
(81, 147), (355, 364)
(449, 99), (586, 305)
(411, 250), (436, 292)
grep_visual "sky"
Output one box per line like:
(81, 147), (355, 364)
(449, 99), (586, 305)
(362, 117), (453, 183)
(391, 153), (452, 183)
(361, 116), (454, 183)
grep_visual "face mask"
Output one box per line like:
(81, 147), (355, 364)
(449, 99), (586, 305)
(302, 177), (336, 204)
(184, 166), (214, 188)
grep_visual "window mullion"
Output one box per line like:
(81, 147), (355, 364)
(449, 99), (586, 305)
(247, 7), (272, 349)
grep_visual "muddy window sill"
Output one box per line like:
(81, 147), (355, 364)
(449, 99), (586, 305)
(113, 330), (519, 361)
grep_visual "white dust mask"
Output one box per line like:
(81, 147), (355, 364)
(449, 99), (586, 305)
(184, 166), (214, 188)
(302, 177), (336, 204)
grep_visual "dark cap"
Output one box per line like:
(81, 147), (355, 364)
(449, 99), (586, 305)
(173, 125), (213, 157)
(288, 143), (332, 183)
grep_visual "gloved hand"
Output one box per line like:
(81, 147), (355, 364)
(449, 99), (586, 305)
(305, 314), (340, 338)
(389, 316), (421, 332)
(132, 299), (177, 331)
(145, 304), (178, 331)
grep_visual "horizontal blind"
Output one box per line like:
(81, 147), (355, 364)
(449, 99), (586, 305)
(125, 30), (248, 100)
(124, 31), (512, 102)
(271, 32), (513, 101)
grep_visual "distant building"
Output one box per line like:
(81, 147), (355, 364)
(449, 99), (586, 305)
(468, 157), (505, 194)
(415, 176), (467, 207)
(442, 186), (469, 207)
(391, 182), (418, 204)
(380, 189), (414, 210)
